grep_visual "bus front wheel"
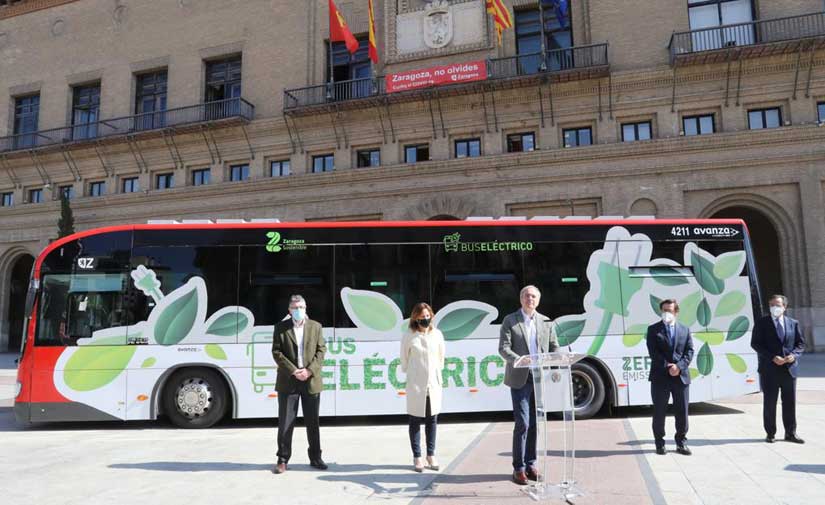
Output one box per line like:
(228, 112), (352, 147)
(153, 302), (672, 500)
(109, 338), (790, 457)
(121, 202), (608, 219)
(162, 368), (228, 429)
(571, 361), (606, 419)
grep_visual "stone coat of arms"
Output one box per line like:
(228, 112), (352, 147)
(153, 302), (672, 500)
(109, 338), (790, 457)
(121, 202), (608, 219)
(424, 0), (453, 49)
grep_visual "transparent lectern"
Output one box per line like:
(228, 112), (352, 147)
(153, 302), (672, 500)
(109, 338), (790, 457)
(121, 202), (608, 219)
(514, 352), (587, 501)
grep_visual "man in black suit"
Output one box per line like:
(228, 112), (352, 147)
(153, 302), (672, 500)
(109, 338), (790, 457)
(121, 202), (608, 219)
(271, 294), (328, 474)
(646, 299), (694, 456)
(750, 294), (805, 444)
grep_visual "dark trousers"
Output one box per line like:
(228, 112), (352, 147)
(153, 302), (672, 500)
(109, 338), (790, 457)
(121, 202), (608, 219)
(409, 395), (437, 458)
(651, 377), (689, 447)
(760, 370), (797, 437)
(277, 382), (321, 463)
(510, 373), (537, 472)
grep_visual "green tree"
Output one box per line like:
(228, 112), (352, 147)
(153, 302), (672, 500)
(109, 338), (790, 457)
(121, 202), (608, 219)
(57, 191), (75, 238)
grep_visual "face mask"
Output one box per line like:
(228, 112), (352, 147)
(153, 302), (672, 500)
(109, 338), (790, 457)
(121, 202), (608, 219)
(770, 305), (785, 318)
(416, 318), (431, 328)
(290, 308), (306, 321)
(661, 311), (676, 325)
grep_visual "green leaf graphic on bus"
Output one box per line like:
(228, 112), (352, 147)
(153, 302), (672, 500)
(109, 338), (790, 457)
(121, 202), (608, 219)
(726, 316), (750, 341)
(713, 251), (746, 280)
(697, 342), (714, 376)
(726, 353), (747, 373)
(697, 297), (712, 327)
(434, 301), (497, 341)
(205, 344), (228, 360)
(141, 357), (157, 368)
(678, 291), (702, 327)
(691, 251), (724, 295)
(715, 291), (747, 318)
(556, 318), (586, 346)
(151, 280), (201, 345)
(622, 324), (648, 348)
(341, 287), (402, 332)
(649, 294), (663, 316)
(64, 347), (137, 391)
(694, 329), (724, 346)
(206, 311), (249, 337)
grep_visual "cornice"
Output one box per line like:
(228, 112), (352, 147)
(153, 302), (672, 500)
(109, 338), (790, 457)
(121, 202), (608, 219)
(0, 0), (80, 20)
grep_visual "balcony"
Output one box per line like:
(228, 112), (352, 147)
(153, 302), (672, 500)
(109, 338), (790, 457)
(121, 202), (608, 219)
(0, 97), (254, 155)
(669, 12), (825, 66)
(283, 43), (610, 115)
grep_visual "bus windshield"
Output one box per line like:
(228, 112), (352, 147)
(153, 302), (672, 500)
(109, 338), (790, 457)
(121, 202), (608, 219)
(36, 273), (127, 346)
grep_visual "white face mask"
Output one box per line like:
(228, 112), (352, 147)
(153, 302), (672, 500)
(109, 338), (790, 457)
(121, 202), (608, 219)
(770, 305), (785, 318)
(661, 311), (676, 325)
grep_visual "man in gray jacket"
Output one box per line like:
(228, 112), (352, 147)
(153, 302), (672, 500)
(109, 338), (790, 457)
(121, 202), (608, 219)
(499, 285), (559, 485)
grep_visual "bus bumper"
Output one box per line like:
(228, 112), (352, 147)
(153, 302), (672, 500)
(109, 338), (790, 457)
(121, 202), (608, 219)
(13, 401), (30, 424)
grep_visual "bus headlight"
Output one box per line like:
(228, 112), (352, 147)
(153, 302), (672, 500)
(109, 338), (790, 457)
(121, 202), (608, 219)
(15, 381), (22, 399)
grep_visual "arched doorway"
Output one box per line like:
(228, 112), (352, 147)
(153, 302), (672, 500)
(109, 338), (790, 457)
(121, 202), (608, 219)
(7, 254), (34, 352)
(710, 206), (782, 302)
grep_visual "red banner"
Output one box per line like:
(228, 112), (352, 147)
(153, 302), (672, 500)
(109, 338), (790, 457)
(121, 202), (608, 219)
(385, 60), (487, 93)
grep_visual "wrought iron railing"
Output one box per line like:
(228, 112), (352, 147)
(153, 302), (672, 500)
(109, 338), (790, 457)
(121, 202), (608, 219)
(0, 97), (254, 153)
(283, 43), (609, 110)
(487, 43), (609, 79)
(669, 12), (825, 61)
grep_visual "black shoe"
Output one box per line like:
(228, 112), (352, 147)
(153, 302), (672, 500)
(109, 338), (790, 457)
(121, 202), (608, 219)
(784, 434), (805, 444)
(765, 435), (775, 443)
(676, 444), (692, 456)
(655, 446), (666, 455)
(310, 459), (328, 470)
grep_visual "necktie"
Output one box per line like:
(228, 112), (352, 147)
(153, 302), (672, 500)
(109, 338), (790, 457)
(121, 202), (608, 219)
(775, 319), (785, 341)
(668, 325), (675, 350)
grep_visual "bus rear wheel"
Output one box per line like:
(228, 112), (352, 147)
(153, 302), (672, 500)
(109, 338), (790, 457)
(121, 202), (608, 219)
(572, 361), (606, 419)
(162, 368), (228, 429)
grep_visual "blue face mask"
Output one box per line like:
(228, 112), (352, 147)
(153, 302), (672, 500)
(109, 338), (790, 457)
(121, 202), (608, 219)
(290, 308), (306, 321)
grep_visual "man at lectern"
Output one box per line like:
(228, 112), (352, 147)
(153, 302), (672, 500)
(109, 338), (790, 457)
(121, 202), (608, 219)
(646, 298), (694, 456)
(499, 285), (559, 485)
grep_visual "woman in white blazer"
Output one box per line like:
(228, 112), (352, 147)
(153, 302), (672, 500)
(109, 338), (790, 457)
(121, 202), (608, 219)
(400, 302), (446, 472)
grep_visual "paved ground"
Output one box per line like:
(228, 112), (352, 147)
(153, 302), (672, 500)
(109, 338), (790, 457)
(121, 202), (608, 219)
(2, 351), (823, 505)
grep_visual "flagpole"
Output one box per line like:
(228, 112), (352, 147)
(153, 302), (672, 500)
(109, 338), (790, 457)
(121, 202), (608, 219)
(328, 38), (334, 100)
(539, 1), (548, 71)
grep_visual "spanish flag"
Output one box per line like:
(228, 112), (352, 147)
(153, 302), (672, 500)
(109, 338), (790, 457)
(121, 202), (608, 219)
(329, 0), (359, 55)
(485, 0), (512, 46)
(368, 0), (378, 63)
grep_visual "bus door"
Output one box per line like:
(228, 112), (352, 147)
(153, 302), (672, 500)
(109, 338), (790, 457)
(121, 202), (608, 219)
(333, 243), (429, 416)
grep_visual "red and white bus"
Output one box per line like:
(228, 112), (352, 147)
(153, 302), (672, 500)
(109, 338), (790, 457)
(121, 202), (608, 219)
(14, 218), (762, 428)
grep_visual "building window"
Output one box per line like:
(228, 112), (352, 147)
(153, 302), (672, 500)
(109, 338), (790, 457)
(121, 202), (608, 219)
(1, 192), (13, 207)
(312, 154), (334, 173)
(404, 144), (430, 163)
(515, 6), (573, 74)
(622, 121), (652, 142)
(817, 102), (825, 123)
(28, 188), (43, 204)
(192, 168), (211, 186)
(687, 0), (754, 50)
(156, 172), (174, 190)
(122, 177), (139, 193)
(59, 185), (74, 200)
(455, 138), (481, 158)
(683, 114), (715, 136)
(356, 149), (381, 168)
(563, 127), (593, 147)
(205, 56), (242, 102)
(748, 108), (782, 130)
(72, 83), (101, 140)
(507, 132), (535, 153)
(328, 37), (371, 84)
(89, 181), (106, 197)
(13, 94), (39, 149)
(229, 163), (250, 182)
(270, 160), (290, 177)
(135, 70), (167, 130)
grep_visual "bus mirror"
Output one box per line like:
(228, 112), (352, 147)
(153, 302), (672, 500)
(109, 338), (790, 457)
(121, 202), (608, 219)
(24, 277), (39, 317)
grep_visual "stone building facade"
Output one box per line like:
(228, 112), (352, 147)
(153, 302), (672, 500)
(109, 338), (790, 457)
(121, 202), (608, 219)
(1, 0), (824, 352)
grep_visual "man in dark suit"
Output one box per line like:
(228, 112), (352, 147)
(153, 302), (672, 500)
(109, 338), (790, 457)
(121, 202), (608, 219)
(646, 299), (694, 456)
(499, 285), (559, 485)
(750, 294), (805, 444)
(271, 294), (328, 474)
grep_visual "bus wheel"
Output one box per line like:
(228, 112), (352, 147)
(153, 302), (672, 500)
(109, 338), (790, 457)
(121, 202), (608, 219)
(571, 362), (605, 419)
(162, 368), (228, 429)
